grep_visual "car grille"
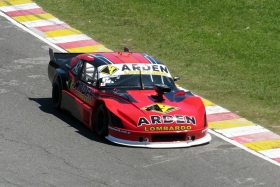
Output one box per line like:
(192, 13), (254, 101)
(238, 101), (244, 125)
(151, 134), (185, 142)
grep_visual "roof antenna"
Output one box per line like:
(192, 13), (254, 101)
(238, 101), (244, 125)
(124, 47), (129, 52)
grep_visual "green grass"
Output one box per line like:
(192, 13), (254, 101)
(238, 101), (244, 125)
(34, 0), (280, 134)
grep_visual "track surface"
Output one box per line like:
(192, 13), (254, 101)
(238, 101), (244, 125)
(0, 15), (280, 187)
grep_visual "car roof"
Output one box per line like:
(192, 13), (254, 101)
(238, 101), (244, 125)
(77, 52), (164, 67)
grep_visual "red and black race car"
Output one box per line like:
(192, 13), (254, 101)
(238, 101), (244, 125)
(48, 48), (211, 148)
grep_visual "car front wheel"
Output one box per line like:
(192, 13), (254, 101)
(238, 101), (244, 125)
(52, 78), (62, 109)
(95, 104), (109, 137)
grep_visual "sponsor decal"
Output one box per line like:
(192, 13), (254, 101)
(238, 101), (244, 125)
(98, 64), (173, 79)
(124, 70), (168, 76)
(144, 125), (192, 131)
(72, 80), (94, 104)
(122, 64), (169, 76)
(100, 65), (119, 75)
(202, 128), (208, 133)
(142, 103), (179, 114)
(109, 126), (131, 134)
(137, 115), (196, 127)
(121, 64), (169, 73)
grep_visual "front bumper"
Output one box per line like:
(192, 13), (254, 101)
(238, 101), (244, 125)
(106, 133), (211, 148)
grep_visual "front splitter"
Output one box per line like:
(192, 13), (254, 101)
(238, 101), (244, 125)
(106, 133), (211, 148)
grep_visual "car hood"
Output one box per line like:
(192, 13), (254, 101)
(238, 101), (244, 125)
(100, 89), (206, 131)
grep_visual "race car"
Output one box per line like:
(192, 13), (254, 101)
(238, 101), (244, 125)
(48, 48), (211, 148)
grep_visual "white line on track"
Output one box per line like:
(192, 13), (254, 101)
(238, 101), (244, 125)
(21, 18), (65, 28)
(46, 34), (92, 44)
(215, 125), (270, 138)
(206, 105), (230, 115)
(1, 8), (279, 168)
(0, 11), (66, 53)
(0, 3), (40, 12)
(259, 148), (280, 159)
(209, 129), (280, 167)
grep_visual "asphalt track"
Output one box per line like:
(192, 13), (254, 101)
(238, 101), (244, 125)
(3, 0), (280, 165)
(1, 2), (280, 164)
(1, 12), (280, 187)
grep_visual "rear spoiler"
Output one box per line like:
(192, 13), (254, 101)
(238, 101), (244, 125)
(49, 48), (55, 61)
(48, 48), (83, 61)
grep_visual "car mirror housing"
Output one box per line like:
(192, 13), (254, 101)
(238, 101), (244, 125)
(173, 76), (180, 81)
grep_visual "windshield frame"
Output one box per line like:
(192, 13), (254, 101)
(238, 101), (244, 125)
(97, 64), (176, 90)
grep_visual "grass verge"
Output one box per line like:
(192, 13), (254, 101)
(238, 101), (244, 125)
(34, 0), (280, 134)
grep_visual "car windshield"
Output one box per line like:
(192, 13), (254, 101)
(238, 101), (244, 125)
(97, 64), (176, 89)
(99, 74), (175, 89)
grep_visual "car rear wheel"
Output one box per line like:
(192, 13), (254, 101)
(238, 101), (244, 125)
(52, 78), (62, 109)
(95, 104), (109, 137)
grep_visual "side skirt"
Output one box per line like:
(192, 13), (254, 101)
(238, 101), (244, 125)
(61, 90), (94, 130)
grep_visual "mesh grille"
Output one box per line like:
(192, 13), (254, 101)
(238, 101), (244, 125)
(152, 134), (185, 142)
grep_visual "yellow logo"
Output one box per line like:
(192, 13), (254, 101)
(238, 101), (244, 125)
(100, 65), (119, 75)
(142, 104), (179, 114)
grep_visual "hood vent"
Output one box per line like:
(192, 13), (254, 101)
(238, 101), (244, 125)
(152, 84), (171, 102)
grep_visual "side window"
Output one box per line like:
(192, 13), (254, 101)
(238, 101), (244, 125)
(71, 59), (83, 75)
(81, 62), (97, 86)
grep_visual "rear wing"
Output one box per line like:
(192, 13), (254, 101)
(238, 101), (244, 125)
(49, 48), (55, 61)
(48, 48), (83, 62)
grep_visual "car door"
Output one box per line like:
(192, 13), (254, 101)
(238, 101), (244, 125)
(69, 60), (98, 106)
(65, 60), (99, 128)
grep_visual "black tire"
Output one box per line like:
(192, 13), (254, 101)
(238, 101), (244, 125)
(95, 104), (109, 137)
(52, 78), (62, 109)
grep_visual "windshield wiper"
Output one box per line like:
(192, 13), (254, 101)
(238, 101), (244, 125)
(140, 70), (144, 90)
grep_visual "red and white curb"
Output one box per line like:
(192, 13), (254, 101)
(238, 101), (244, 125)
(0, 0), (111, 53)
(1, 0), (279, 166)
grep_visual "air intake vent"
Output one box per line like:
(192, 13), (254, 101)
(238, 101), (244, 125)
(152, 134), (185, 142)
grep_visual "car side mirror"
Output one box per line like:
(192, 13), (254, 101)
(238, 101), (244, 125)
(173, 76), (180, 81)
